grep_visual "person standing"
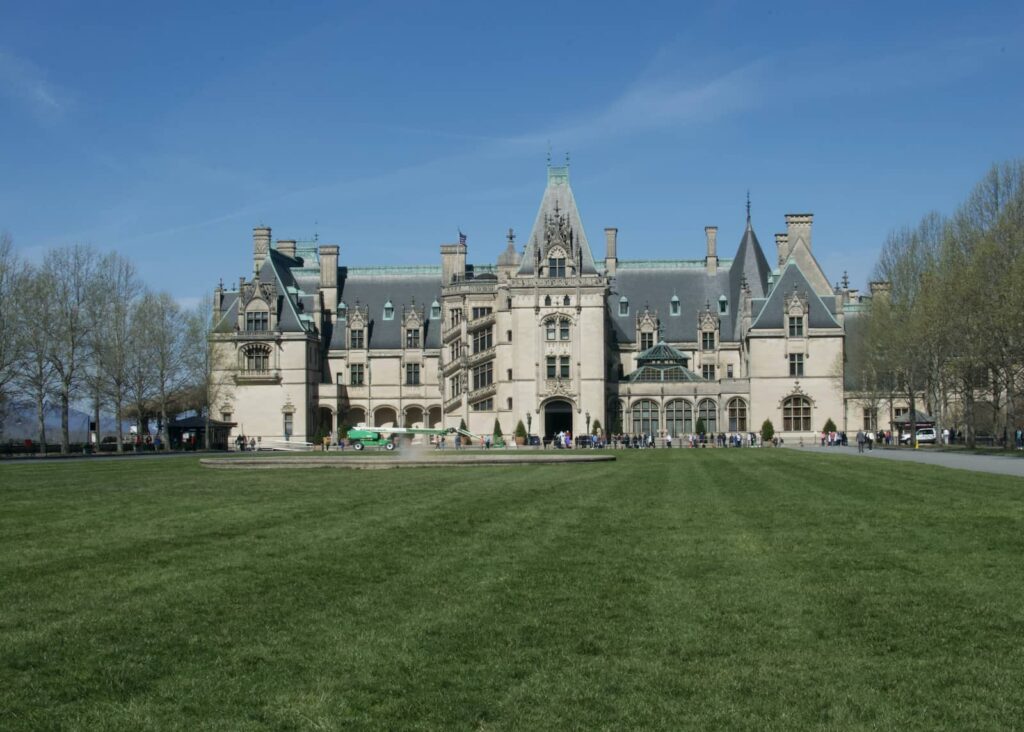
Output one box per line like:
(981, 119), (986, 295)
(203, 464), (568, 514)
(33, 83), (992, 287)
(856, 429), (865, 453)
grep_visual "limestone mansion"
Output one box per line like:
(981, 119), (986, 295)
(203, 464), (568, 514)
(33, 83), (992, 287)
(210, 164), (877, 443)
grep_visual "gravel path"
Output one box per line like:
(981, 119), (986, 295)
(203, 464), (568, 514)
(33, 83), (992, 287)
(789, 444), (1024, 478)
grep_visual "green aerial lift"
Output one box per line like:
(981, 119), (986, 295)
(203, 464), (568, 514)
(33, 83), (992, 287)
(344, 425), (481, 451)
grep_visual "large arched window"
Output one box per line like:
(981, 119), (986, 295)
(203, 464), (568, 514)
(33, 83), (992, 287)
(727, 398), (748, 432)
(697, 399), (717, 433)
(783, 396), (812, 431)
(243, 344), (271, 372)
(665, 400), (692, 436)
(632, 400), (659, 435)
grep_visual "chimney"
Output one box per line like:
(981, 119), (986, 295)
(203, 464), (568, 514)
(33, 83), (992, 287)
(869, 281), (891, 299)
(213, 280), (224, 321)
(276, 239), (297, 259)
(785, 214), (813, 254)
(253, 226), (271, 276)
(774, 232), (790, 266)
(705, 226), (718, 275)
(604, 227), (618, 276)
(319, 244), (338, 312)
(440, 240), (467, 285)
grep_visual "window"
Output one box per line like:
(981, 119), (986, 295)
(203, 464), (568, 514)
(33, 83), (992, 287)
(559, 319), (570, 341)
(702, 364), (716, 380)
(472, 327), (493, 353)
(863, 407), (877, 431)
(670, 297), (680, 316)
(632, 400), (659, 436)
(563, 295), (570, 306)
(350, 364), (365, 385)
(727, 399), (747, 431)
(548, 257), (565, 278)
(665, 400), (692, 436)
(405, 363), (420, 385)
(406, 328), (421, 348)
(472, 363), (493, 390)
(244, 345), (270, 371)
(559, 356), (570, 379)
(337, 302), (347, 319)
(449, 342), (460, 361)
(718, 297), (728, 315)
(702, 332), (716, 351)
(450, 308), (462, 327)
(640, 332), (654, 350)
(546, 356), (556, 378)
(697, 399), (717, 433)
(788, 316), (804, 337)
(507, 330), (512, 342)
(430, 301), (441, 319)
(471, 398), (494, 411)
(544, 295), (552, 306)
(546, 321), (556, 341)
(507, 397), (513, 410)
(245, 310), (269, 331)
(726, 364), (734, 379)
(783, 396), (811, 431)
(506, 369), (513, 381)
(283, 413), (293, 438)
(619, 297), (629, 316)
(449, 375), (462, 396)
(383, 301), (394, 320)
(471, 306), (493, 320)
(789, 353), (804, 377)
(350, 329), (364, 349)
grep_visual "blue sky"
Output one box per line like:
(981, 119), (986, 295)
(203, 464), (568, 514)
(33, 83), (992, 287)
(1, 1), (1021, 307)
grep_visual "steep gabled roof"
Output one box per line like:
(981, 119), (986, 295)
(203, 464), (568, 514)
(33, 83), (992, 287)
(749, 261), (840, 331)
(728, 218), (771, 339)
(517, 165), (599, 276)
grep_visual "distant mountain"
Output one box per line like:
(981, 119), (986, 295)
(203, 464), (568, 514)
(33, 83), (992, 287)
(1, 401), (137, 441)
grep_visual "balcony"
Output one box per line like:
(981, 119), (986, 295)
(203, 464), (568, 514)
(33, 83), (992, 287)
(466, 346), (496, 368)
(465, 312), (496, 332)
(467, 383), (497, 403)
(443, 323), (462, 344)
(234, 329), (279, 340)
(444, 393), (463, 412)
(442, 356), (466, 377)
(234, 368), (282, 385)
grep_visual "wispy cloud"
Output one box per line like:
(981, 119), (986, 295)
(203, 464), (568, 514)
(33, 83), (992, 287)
(0, 48), (69, 122)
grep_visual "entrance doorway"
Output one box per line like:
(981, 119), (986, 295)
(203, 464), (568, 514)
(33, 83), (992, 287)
(544, 400), (573, 438)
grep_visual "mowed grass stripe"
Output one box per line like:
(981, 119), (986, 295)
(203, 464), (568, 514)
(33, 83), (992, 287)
(2, 451), (1023, 730)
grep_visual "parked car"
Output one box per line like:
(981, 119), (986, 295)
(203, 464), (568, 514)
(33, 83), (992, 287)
(900, 428), (937, 444)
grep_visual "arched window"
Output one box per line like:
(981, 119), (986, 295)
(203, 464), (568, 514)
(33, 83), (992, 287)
(665, 400), (692, 436)
(243, 344), (271, 372)
(697, 399), (717, 433)
(632, 400), (659, 435)
(727, 398), (747, 432)
(783, 396), (811, 431)
(544, 295), (552, 306)
(563, 295), (570, 306)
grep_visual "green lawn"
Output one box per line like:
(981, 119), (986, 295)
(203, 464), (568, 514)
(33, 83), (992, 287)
(2, 451), (1023, 730)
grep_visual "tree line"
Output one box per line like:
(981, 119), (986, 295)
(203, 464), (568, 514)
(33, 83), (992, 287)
(848, 160), (1024, 448)
(0, 238), (220, 453)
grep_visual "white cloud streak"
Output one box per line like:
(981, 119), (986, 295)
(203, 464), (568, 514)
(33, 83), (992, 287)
(0, 48), (69, 121)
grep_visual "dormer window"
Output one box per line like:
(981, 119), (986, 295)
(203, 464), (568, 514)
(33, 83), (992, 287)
(350, 328), (364, 349)
(383, 300), (394, 320)
(337, 301), (347, 319)
(640, 332), (654, 350)
(619, 297), (629, 316)
(788, 316), (804, 337)
(670, 296), (680, 316)
(245, 310), (269, 332)
(718, 296), (728, 315)
(430, 301), (441, 319)
(548, 257), (566, 278)
(406, 328), (420, 348)
(702, 332), (716, 351)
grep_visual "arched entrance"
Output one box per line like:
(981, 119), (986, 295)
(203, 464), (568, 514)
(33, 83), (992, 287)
(544, 400), (573, 438)
(404, 406), (424, 428)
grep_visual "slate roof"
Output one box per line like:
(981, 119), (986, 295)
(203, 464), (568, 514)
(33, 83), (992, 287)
(517, 166), (599, 276)
(749, 261), (840, 331)
(727, 219), (772, 339)
(334, 267), (444, 349)
(625, 341), (704, 382)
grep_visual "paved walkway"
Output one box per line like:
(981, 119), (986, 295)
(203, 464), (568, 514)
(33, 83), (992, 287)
(789, 444), (1024, 479)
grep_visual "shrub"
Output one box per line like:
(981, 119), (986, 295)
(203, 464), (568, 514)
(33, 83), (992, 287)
(493, 419), (503, 438)
(514, 420), (528, 439)
(823, 418), (837, 433)
(761, 419), (775, 442)
(591, 418), (602, 434)
(696, 418), (706, 435)
(459, 418), (467, 432)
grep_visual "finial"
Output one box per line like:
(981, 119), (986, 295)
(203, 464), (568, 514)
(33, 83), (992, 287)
(565, 151), (570, 167)
(841, 270), (850, 290)
(507, 227), (515, 245)
(458, 229), (467, 245)
(546, 142), (551, 167)
(745, 190), (751, 224)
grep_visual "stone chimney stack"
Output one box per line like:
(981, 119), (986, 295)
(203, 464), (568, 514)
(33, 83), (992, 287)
(276, 239), (297, 259)
(253, 226), (271, 276)
(441, 240), (468, 285)
(869, 281), (891, 299)
(785, 214), (813, 253)
(213, 280), (224, 321)
(705, 226), (718, 275)
(774, 232), (790, 267)
(319, 244), (339, 312)
(604, 227), (618, 276)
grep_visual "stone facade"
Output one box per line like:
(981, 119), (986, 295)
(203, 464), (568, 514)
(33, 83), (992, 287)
(210, 165), (870, 443)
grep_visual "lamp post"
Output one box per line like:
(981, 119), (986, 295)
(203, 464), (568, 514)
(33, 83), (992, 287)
(526, 412), (532, 438)
(586, 410), (591, 437)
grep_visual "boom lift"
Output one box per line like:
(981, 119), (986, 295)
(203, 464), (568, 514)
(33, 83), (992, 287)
(344, 424), (482, 451)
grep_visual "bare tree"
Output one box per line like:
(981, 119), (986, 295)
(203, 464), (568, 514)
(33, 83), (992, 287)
(185, 295), (235, 449)
(13, 263), (58, 453)
(0, 233), (22, 439)
(146, 292), (189, 449)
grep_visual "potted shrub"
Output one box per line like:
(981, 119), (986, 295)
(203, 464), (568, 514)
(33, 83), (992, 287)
(761, 419), (775, 445)
(514, 420), (528, 446)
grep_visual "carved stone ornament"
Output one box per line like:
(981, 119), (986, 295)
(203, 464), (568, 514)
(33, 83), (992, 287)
(240, 280), (276, 307)
(402, 304), (424, 328)
(542, 379), (576, 398)
(543, 206), (574, 256)
(347, 305), (368, 330)
(786, 288), (809, 317)
(777, 380), (815, 408)
(636, 306), (659, 336)
(698, 307), (719, 333)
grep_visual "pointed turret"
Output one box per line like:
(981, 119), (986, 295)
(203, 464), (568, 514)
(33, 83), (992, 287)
(728, 198), (772, 338)
(517, 164), (599, 277)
